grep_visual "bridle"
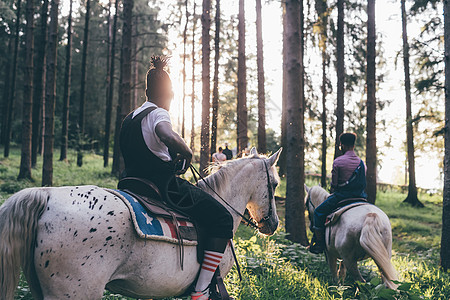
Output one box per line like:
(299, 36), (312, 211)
(189, 158), (275, 230)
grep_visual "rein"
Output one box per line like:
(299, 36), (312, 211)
(189, 159), (274, 230)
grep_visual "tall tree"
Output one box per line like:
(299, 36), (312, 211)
(401, 0), (424, 208)
(103, 0), (119, 167)
(182, 0), (189, 139)
(334, 0), (345, 159)
(42, 0), (59, 186)
(278, 4), (287, 176)
(77, 0), (91, 167)
(315, 0), (328, 187)
(4, 0), (21, 158)
(113, 0), (134, 176)
(285, 0), (308, 245)
(31, 0), (48, 167)
(365, 0), (377, 204)
(210, 0), (220, 158)
(190, 1), (197, 153)
(60, 0), (73, 161)
(256, 0), (266, 153)
(236, 0), (248, 155)
(199, 0), (211, 175)
(18, 0), (35, 180)
(1, 37), (12, 145)
(441, 0), (450, 272)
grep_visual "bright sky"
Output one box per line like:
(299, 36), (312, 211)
(60, 0), (443, 189)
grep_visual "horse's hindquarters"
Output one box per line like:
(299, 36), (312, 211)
(34, 186), (200, 299)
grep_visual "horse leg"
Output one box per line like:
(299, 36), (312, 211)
(337, 260), (346, 283)
(326, 252), (339, 283)
(342, 258), (365, 283)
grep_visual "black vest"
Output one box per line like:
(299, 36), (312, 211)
(119, 106), (175, 189)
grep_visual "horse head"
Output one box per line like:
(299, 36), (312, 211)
(246, 147), (282, 236)
(304, 184), (329, 217)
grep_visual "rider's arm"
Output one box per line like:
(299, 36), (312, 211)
(155, 121), (192, 167)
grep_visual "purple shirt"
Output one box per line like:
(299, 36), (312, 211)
(331, 150), (364, 189)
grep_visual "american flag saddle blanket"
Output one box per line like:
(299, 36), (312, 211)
(110, 189), (198, 246)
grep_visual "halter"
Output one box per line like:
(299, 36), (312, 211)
(189, 158), (275, 230)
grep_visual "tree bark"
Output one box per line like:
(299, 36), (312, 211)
(104, 0), (119, 168)
(182, 0), (189, 139)
(256, 0), (266, 154)
(236, 0), (248, 155)
(190, 1), (197, 154)
(42, 0), (59, 186)
(31, 0), (48, 167)
(18, 0), (35, 180)
(401, 0), (424, 208)
(334, 0), (345, 159)
(200, 0), (211, 176)
(284, 0), (308, 245)
(211, 0), (220, 158)
(365, 0), (377, 204)
(1, 37), (12, 146)
(113, 0), (133, 176)
(4, 0), (22, 158)
(278, 3), (287, 176)
(60, 0), (73, 161)
(441, 0), (450, 271)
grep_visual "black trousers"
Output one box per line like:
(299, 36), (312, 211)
(170, 178), (234, 240)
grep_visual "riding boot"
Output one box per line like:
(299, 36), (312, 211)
(309, 229), (325, 254)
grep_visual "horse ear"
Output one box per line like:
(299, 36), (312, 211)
(304, 184), (310, 193)
(267, 148), (282, 166)
(250, 147), (258, 157)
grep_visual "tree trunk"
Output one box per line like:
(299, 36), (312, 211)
(182, 0), (189, 139)
(4, 0), (21, 158)
(132, 15), (138, 109)
(113, 0), (133, 176)
(278, 4), (287, 176)
(104, 0), (119, 168)
(190, 1), (197, 154)
(236, 0), (248, 155)
(1, 37), (12, 146)
(200, 0), (211, 176)
(401, 0), (424, 208)
(441, 0), (450, 271)
(211, 0), (220, 158)
(18, 0), (35, 180)
(285, 0), (308, 245)
(42, 0), (59, 186)
(256, 0), (266, 154)
(31, 0), (48, 168)
(365, 0), (377, 204)
(78, 0), (91, 167)
(334, 0), (345, 159)
(60, 0), (73, 161)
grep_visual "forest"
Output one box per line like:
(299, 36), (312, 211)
(0, 0), (449, 299)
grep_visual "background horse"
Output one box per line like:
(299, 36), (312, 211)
(305, 185), (398, 289)
(0, 148), (281, 300)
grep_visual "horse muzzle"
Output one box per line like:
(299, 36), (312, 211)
(258, 215), (279, 236)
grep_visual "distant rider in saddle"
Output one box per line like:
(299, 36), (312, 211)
(119, 56), (233, 300)
(309, 132), (367, 254)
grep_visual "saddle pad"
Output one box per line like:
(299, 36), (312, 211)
(325, 202), (371, 227)
(107, 189), (198, 246)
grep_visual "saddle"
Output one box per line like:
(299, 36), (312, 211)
(325, 198), (370, 227)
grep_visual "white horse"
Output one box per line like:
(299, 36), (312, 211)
(0, 148), (281, 300)
(304, 185), (398, 289)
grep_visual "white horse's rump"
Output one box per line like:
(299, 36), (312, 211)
(305, 185), (398, 289)
(0, 148), (281, 300)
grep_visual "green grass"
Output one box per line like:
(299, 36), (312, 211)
(1, 149), (449, 299)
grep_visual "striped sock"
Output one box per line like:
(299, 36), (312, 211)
(194, 250), (224, 292)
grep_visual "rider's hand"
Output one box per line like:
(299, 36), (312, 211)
(174, 152), (192, 175)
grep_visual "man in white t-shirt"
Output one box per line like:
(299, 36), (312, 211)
(119, 56), (233, 300)
(212, 147), (226, 163)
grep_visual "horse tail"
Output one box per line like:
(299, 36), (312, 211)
(359, 212), (398, 289)
(0, 187), (49, 300)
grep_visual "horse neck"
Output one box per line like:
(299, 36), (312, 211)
(199, 159), (256, 234)
(311, 186), (330, 208)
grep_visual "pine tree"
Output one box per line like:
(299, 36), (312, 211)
(256, 0), (266, 153)
(237, 0), (248, 155)
(334, 0), (345, 159)
(211, 0), (220, 158)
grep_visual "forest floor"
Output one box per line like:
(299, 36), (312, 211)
(0, 149), (448, 299)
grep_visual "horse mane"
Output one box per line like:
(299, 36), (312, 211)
(309, 185), (330, 207)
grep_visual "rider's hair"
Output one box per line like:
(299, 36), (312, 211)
(339, 132), (357, 147)
(146, 56), (171, 100)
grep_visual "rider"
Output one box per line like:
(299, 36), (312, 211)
(309, 132), (367, 254)
(119, 56), (233, 300)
